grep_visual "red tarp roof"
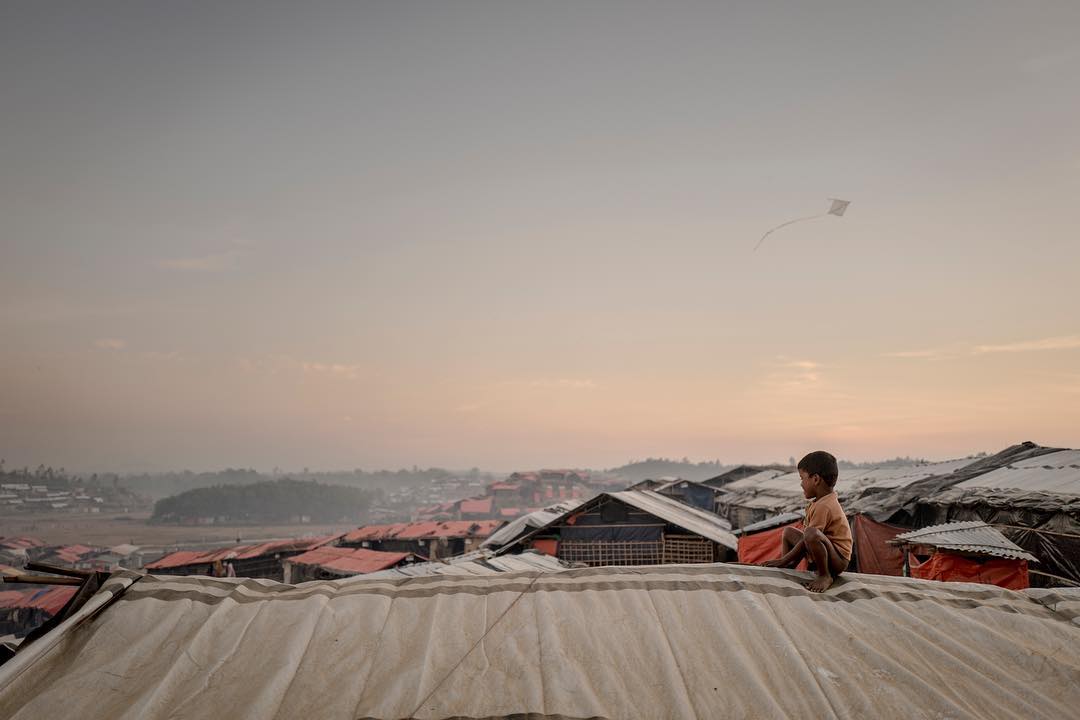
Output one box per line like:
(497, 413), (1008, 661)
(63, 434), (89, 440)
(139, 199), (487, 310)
(145, 535), (337, 570)
(0, 537), (48, 550)
(342, 520), (502, 543)
(48, 544), (98, 564)
(287, 546), (410, 575)
(459, 497), (493, 514)
(0, 586), (77, 615)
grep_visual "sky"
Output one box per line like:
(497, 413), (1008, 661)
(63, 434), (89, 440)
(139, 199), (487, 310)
(2, 2), (1079, 473)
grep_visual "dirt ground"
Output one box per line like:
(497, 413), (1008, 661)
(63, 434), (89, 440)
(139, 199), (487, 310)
(0, 511), (358, 549)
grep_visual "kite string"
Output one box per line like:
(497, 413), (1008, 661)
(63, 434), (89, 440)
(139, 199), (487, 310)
(407, 572), (541, 719)
(753, 213), (825, 252)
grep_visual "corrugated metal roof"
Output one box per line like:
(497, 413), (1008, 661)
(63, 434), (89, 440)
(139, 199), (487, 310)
(0, 587), (77, 615)
(481, 500), (585, 549)
(356, 549), (567, 580)
(608, 490), (737, 550)
(892, 521), (1039, 561)
(144, 536), (337, 570)
(458, 497), (493, 514)
(343, 520), (502, 543)
(718, 458), (981, 519)
(953, 450), (1080, 495)
(286, 547), (411, 575)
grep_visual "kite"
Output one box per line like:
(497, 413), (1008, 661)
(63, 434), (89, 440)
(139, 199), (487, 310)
(754, 198), (850, 252)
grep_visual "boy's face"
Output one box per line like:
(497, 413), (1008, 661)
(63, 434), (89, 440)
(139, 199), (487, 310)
(799, 469), (819, 498)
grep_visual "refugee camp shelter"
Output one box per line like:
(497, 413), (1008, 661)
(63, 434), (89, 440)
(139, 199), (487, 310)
(1, 564), (1079, 719)
(0, 587), (75, 638)
(480, 499), (583, 550)
(282, 546), (417, 583)
(144, 536), (336, 580)
(653, 478), (722, 511)
(890, 521), (1039, 590)
(911, 448), (1080, 587)
(716, 457), (977, 529)
(338, 520), (503, 559)
(840, 442), (1080, 587)
(499, 490), (737, 566)
(701, 464), (793, 489)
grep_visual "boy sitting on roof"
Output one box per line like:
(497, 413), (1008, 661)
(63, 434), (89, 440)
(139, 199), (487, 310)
(762, 451), (852, 592)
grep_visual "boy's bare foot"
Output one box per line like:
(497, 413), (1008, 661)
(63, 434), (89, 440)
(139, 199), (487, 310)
(807, 575), (834, 593)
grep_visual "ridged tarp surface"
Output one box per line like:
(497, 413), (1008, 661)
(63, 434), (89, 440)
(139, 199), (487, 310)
(1, 564), (1078, 719)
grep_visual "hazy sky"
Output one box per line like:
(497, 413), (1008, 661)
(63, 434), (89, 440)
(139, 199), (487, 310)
(2, 2), (1078, 472)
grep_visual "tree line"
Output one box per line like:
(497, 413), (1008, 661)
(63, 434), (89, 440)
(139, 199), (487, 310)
(150, 479), (380, 525)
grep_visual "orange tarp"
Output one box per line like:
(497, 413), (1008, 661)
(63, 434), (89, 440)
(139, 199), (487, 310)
(909, 552), (1030, 590)
(738, 522), (806, 570)
(852, 514), (906, 576)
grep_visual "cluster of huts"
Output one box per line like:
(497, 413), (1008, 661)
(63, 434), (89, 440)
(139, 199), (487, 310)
(1, 441), (1078, 718)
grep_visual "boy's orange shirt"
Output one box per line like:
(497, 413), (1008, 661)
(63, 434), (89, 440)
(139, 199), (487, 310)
(805, 491), (852, 560)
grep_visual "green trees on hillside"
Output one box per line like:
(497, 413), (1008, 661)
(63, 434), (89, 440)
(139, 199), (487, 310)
(151, 479), (376, 524)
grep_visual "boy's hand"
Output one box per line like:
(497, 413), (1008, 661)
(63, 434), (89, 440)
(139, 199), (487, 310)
(761, 559), (785, 568)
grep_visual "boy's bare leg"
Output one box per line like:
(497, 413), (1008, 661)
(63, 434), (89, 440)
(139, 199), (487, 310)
(762, 527), (805, 568)
(803, 527), (847, 592)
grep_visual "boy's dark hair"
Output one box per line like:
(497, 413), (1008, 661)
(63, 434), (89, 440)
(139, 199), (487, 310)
(798, 451), (839, 486)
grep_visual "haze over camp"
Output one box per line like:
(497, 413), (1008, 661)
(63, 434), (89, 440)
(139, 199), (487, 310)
(1, 3), (1078, 719)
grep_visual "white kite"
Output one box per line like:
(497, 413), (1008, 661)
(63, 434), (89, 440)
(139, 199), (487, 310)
(754, 198), (850, 252)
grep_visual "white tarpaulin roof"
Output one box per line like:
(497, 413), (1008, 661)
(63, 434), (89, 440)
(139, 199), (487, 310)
(953, 450), (1080, 495)
(481, 499), (585, 549)
(1, 564), (1079, 719)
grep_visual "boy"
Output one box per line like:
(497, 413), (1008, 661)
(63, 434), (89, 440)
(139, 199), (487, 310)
(762, 450), (852, 592)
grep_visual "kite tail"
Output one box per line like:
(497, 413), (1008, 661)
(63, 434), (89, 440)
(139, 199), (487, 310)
(753, 213), (825, 252)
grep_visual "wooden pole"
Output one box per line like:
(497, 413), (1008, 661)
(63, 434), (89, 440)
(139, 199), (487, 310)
(24, 562), (93, 579)
(2, 574), (84, 586)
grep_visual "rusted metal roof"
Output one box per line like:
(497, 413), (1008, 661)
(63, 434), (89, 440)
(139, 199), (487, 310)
(459, 497), (493, 514)
(144, 535), (337, 570)
(0, 587), (76, 615)
(891, 521), (1038, 561)
(285, 547), (411, 576)
(344, 520), (502, 543)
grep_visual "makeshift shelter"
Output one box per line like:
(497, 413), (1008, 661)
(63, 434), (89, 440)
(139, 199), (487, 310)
(700, 464), (793, 489)
(0, 587), (76, 637)
(891, 521), (1039, 590)
(498, 490), (737, 566)
(339, 520), (503, 559)
(1, 564), (1079, 719)
(653, 478), (722, 511)
(717, 457), (978, 529)
(144, 536), (336, 581)
(480, 499), (583, 550)
(911, 448), (1080, 587)
(282, 547), (417, 583)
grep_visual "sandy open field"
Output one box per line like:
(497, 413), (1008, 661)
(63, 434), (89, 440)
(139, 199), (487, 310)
(0, 511), (358, 549)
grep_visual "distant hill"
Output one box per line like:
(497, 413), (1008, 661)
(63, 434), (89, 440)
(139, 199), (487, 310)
(123, 467), (477, 499)
(604, 458), (729, 485)
(150, 479), (378, 525)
